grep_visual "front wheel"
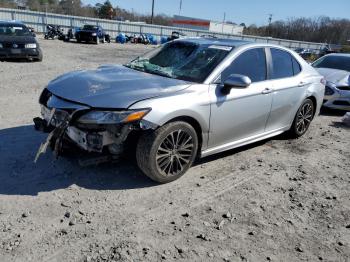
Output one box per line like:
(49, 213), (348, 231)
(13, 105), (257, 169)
(136, 121), (198, 183)
(289, 98), (315, 137)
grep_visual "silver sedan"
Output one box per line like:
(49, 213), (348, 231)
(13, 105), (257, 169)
(34, 38), (325, 183)
(312, 53), (350, 111)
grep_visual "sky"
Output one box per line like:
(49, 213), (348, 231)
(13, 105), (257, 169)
(82, 0), (349, 26)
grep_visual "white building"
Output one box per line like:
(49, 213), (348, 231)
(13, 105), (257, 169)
(209, 21), (244, 35)
(173, 15), (244, 35)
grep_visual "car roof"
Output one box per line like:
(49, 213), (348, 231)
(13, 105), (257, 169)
(176, 37), (251, 47)
(324, 53), (350, 58)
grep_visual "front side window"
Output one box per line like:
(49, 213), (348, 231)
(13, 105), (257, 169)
(312, 55), (350, 72)
(125, 41), (231, 83)
(221, 48), (267, 83)
(270, 48), (294, 79)
(0, 24), (31, 36)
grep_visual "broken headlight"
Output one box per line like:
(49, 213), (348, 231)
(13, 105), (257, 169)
(77, 109), (151, 124)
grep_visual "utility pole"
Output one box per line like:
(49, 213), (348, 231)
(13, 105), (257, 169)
(179, 0), (182, 15)
(222, 12), (226, 33)
(268, 14), (273, 25)
(151, 0), (155, 24)
(267, 14), (273, 36)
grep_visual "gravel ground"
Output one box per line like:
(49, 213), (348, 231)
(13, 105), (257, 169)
(0, 37), (349, 262)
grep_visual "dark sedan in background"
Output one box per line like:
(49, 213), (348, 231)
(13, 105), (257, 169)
(0, 21), (43, 62)
(75, 24), (108, 44)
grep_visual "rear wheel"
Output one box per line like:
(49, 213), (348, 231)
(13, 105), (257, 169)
(289, 98), (315, 137)
(136, 121), (198, 183)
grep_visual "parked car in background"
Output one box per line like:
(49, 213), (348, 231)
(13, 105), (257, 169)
(63, 27), (80, 42)
(295, 48), (313, 60)
(167, 31), (186, 42)
(0, 20), (42, 61)
(34, 38), (324, 183)
(75, 24), (110, 44)
(312, 53), (350, 111)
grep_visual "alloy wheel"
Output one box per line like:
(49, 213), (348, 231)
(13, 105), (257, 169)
(296, 102), (313, 134)
(156, 129), (194, 176)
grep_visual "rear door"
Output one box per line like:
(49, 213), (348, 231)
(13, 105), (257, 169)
(264, 48), (306, 131)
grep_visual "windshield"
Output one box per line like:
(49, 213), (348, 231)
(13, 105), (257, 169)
(312, 55), (350, 72)
(0, 24), (31, 36)
(83, 25), (98, 31)
(125, 41), (232, 83)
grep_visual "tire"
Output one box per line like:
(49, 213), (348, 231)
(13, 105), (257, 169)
(136, 121), (198, 183)
(289, 98), (315, 138)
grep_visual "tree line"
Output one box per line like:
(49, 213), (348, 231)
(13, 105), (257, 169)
(244, 17), (350, 45)
(1, 1), (349, 45)
(1, 0), (172, 25)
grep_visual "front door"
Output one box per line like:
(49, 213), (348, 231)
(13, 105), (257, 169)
(208, 48), (273, 151)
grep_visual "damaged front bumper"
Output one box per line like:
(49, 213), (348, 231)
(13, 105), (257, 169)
(33, 103), (157, 162)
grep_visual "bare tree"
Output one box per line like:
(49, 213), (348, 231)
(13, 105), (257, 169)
(244, 16), (350, 45)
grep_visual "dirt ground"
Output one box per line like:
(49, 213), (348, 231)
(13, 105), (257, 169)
(0, 37), (349, 262)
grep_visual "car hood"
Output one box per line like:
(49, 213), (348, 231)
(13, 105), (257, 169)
(47, 65), (191, 109)
(0, 35), (36, 43)
(315, 68), (350, 85)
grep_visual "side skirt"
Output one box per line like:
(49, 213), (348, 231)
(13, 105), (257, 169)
(200, 127), (289, 158)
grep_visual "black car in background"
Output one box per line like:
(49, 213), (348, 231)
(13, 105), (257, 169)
(75, 24), (109, 44)
(0, 21), (43, 62)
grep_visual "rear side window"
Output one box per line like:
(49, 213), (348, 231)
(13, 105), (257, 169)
(292, 56), (301, 75)
(222, 48), (267, 83)
(270, 48), (294, 79)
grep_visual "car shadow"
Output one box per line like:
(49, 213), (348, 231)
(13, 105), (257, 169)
(319, 107), (349, 129)
(0, 58), (39, 63)
(0, 124), (292, 196)
(319, 107), (346, 117)
(0, 125), (157, 196)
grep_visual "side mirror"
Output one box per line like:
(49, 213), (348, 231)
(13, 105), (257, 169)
(222, 74), (251, 93)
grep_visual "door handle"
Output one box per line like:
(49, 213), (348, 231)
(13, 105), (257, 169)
(261, 88), (273, 94)
(298, 81), (308, 87)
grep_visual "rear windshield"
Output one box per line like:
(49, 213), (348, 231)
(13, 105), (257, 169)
(312, 55), (350, 72)
(82, 25), (98, 31)
(0, 24), (31, 36)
